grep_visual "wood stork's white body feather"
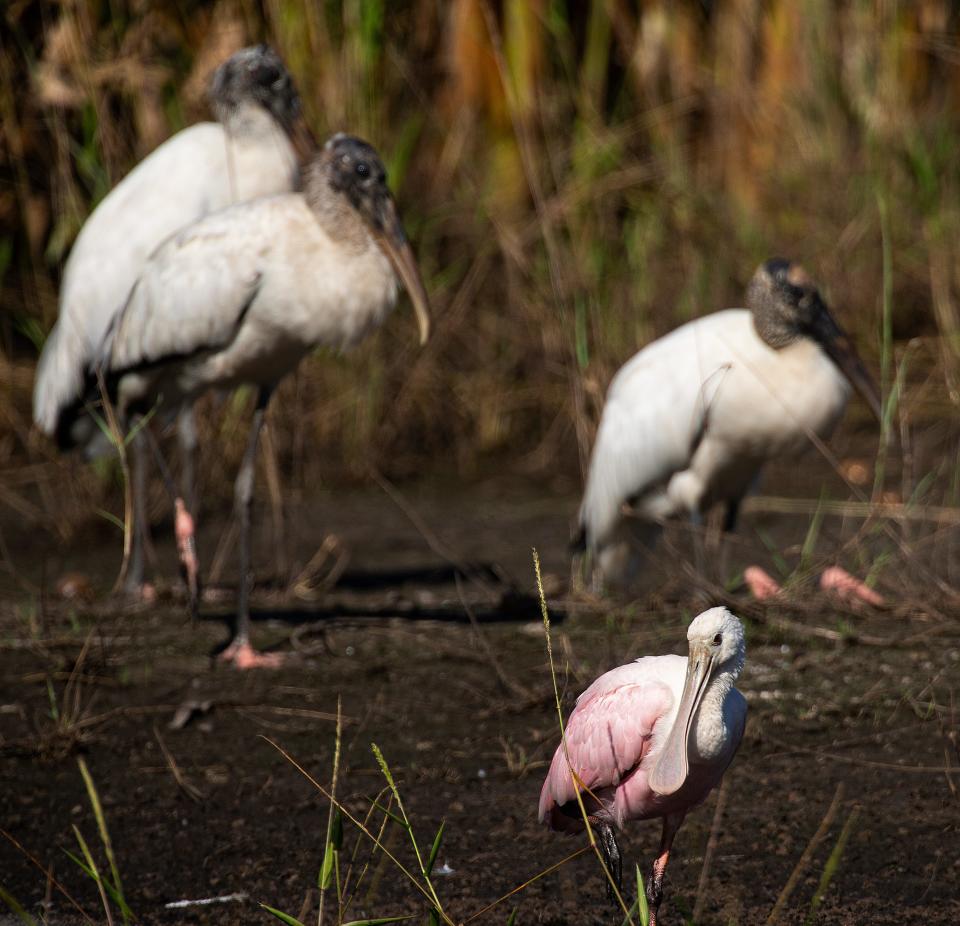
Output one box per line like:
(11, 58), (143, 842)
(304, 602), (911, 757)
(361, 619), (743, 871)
(33, 106), (297, 437)
(106, 193), (397, 412)
(581, 309), (851, 580)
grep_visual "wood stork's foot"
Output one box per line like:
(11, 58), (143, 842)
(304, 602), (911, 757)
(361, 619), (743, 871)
(218, 639), (285, 670)
(173, 497), (201, 621)
(597, 823), (623, 903)
(120, 580), (158, 604)
(820, 566), (884, 606)
(744, 565), (782, 600)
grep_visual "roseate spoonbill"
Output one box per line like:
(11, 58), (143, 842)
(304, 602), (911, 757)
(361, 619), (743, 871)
(33, 44), (314, 599)
(539, 607), (747, 924)
(67, 134), (430, 667)
(575, 259), (882, 588)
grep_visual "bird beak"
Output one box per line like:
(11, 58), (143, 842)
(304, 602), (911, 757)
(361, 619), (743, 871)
(648, 642), (716, 796)
(813, 310), (882, 422)
(371, 194), (431, 346)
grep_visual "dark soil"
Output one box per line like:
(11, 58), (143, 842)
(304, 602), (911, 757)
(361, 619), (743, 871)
(1, 475), (959, 926)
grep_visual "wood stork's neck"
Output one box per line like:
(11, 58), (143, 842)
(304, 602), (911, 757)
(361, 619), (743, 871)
(221, 102), (285, 141)
(751, 306), (805, 351)
(303, 172), (377, 255)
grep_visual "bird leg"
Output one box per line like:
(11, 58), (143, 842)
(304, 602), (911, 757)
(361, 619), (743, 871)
(122, 425), (155, 599)
(140, 422), (201, 619)
(646, 813), (684, 926)
(176, 405), (199, 518)
(596, 822), (622, 902)
(219, 387), (283, 669)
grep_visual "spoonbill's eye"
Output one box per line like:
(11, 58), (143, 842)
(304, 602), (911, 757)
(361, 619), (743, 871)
(712, 633), (722, 646)
(356, 161), (370, 178)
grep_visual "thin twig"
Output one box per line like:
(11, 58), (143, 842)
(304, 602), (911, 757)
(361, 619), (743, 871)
(766, 783), (844, 925)
(693, 777), (729, 922)
(153, 726), (204, 803)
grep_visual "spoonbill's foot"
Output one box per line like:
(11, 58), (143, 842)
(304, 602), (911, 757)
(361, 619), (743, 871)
(820, 566), (884, 606)
(174, 497), (201, 620)
(744, 565), (783, 600)
(218, 640), (284, 669)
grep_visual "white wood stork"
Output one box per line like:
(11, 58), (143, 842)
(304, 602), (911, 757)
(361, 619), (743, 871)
(78, 134), (430, 667)
(33, 44), (314, 596)
(576, 259), (881, 588)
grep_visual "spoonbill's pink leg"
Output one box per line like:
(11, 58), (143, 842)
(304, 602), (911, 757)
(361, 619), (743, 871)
(647, 813), (685, 926)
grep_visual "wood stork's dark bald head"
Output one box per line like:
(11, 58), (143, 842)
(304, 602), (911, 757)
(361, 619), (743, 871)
(748, 259), (881, 419)
(209, 45), (314, 158)
(305, 134), (431, 345)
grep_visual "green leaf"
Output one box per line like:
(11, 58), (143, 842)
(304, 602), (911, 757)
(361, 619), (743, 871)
(259, 903), (307, 926)
(637, 864), (650, 926)
(0, 884), (39, 925)
(318, 839), (336, 890)
(505, 907), (518, 926)
(426, 821), (445, 876)
(370, 800), (407, 828)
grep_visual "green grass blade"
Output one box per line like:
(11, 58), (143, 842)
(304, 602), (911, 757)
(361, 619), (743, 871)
(803, 804), (860, 926)
(77, 758), (131, 923)
(342, 917), (416, 926)
(637, 864), (650, 926)
(426, 821), (445, 877)
(0, 884), (39, 925)
(259, 903), (306, 926)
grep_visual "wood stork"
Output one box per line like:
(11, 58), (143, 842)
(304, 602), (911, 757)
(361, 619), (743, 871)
(67, 133), (430, 668)
(575, 259), (882, 588)
(539, 607), (747, 924)
(33, 44), (314, 597)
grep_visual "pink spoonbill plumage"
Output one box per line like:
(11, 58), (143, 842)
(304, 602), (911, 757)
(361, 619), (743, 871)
(539, 607), (747, 924)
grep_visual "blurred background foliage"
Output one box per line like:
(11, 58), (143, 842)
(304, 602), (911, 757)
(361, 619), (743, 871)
(0, 0), (959, 521)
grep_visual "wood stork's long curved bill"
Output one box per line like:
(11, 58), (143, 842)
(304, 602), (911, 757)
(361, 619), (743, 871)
(813, 309), (882, 421)
(647, 639), (718, 796)
(369, 193), (431, 344)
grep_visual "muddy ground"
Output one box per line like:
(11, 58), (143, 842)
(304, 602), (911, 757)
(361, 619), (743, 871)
(1, 470), (959, 926)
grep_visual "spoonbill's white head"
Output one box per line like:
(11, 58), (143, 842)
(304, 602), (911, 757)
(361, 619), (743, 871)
(307, 134), (431, 346)
(748, 258), (881, 420)
(648, 607), (745, 797)
(686, 605), (746, 678)
(209, 45), (316, 160)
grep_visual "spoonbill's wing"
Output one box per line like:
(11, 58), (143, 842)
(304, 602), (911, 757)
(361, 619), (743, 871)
(538, 662), (675, 829)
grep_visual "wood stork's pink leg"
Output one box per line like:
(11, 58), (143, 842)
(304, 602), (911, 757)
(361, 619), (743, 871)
(647, 812), (685, 926)
(173, 497), (200, 621)
(219, 386), (284, 670)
